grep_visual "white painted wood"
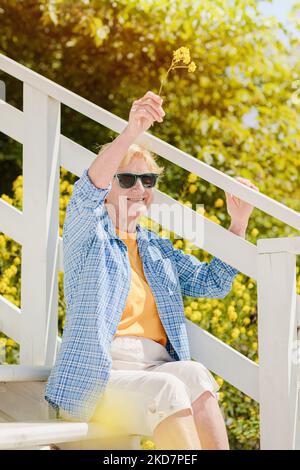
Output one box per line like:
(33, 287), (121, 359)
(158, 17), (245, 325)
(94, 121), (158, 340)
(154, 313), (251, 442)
(0, 421), (140, 450)
(1, 53), (299, 230)
(0, 296), (21, 343)
(0, 198), (23, 244)
(295, 382), (300, 450)
(60, 135), (95, 175)
(186, 319), (259, 401)
(0, 381), (141, 448)
(58, 236), (63, 272)
(257, 237), (300, 255)
(257, 239), (298, 449)
(0, 365), (50, 381)
(56, 335), (62, 355)
(0, 382), (51, 421)
(55, 434), (141, 450)
(0, 99), (24, 143)
(21, 84), (60, 366)
(0, 409), (14, 423)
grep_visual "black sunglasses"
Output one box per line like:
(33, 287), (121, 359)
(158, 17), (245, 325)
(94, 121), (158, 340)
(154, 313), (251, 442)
(114, 172), (159, 189)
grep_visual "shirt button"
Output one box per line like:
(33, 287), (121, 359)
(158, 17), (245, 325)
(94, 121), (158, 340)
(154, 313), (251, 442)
(148, 402), (157, 413)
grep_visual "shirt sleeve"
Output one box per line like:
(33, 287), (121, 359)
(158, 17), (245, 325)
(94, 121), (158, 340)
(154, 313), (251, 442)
(172, 247), (239, 298)
(70, 168), (112, 211)
(62, 169), (112, 309)
(63, 168), (112, 248)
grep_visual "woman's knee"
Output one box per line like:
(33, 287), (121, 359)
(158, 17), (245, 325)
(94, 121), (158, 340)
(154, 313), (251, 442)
(192, 390), (221, 415)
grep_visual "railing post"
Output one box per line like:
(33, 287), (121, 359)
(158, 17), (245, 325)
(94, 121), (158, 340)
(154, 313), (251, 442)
(257, 237), (300, 449)
(21, 84), (60, 366)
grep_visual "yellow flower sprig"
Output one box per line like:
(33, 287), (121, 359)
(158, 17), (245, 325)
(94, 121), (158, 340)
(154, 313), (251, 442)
(158, 47), (197, 97)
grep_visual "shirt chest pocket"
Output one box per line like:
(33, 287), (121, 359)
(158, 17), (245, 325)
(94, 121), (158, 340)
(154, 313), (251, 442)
(147, 242), (179, 292)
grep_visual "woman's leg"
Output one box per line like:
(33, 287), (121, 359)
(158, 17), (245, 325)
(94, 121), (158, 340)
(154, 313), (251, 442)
(153, 407), (202, 450)
(191, 391), (229, 450)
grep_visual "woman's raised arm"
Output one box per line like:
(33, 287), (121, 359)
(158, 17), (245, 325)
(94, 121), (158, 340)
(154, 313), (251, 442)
(88, 90), (165, 189)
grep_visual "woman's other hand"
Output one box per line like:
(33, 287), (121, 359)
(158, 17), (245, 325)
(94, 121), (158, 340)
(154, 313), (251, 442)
(225, 176), (260, 237)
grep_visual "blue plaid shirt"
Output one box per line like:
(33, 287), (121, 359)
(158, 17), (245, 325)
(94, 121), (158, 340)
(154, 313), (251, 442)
(44, 168), (239, 421)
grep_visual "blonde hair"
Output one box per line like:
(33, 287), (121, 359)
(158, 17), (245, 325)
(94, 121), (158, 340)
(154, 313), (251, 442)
(97, 142), (164, 176)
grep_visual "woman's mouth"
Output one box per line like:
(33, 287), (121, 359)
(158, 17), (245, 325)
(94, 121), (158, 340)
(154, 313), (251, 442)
(127, 197), (146, 202)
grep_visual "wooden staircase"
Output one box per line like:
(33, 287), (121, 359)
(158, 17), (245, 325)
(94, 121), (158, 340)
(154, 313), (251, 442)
(0, 53), (300, 450)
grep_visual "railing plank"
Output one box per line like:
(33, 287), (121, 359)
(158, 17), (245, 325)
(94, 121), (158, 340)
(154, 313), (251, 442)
(60, 135), (95, 175)
(0, 199), (23, 245)
(21, 84), (60, 366)
(257, 239), (298, 449)
(0, 100), (24, 143)
(0, 365), (51, 381)
(58, 236), (64, 272)
(257, 237), (300, 255)
(0, 296), (21, 343)
(186, 319), (259, 402)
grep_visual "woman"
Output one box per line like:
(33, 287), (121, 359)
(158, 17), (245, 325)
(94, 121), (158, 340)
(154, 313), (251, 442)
(45, 91), (259, 450)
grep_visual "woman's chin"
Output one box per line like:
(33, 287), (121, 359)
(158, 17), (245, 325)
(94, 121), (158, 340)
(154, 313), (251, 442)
(127, 202), (148, 216)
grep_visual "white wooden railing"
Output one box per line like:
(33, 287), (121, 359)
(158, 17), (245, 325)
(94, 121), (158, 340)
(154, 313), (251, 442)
(0, 53), (300, 450)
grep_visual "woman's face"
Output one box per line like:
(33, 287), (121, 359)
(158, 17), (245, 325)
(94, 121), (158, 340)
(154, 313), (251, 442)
(105, 156), (155, 227)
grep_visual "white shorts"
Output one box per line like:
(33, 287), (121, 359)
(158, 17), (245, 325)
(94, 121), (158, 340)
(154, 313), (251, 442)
(60, 335), (220, 437)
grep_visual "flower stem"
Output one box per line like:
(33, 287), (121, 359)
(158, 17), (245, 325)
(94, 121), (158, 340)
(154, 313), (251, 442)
(158, 65), (172, 96)
(171, 65), (189, 69)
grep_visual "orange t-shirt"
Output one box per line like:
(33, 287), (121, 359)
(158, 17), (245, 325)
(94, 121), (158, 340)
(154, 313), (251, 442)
(114, 226), (167, 347)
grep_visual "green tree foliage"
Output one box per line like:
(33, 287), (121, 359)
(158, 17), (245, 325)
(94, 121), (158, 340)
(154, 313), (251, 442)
(0, 0), (300, 450)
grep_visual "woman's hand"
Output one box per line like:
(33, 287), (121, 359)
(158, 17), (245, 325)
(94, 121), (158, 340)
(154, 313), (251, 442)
(125, 90), (165, 138)
(225, 176), (260, 237)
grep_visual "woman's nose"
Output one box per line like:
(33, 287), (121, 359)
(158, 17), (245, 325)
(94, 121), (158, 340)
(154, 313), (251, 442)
(133, 178), (144, 190)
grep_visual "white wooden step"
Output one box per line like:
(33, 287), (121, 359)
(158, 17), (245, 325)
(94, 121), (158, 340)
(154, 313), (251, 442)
(0, 421), (140, 450)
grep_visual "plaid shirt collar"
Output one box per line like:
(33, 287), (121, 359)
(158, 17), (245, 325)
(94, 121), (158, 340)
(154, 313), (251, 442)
(101, 204), (160, 257)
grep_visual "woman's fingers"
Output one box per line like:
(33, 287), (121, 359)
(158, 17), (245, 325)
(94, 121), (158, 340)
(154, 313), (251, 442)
(134, 105), (160, 123)
(133, 104), (163, 122)
(136, 99), (164, 121)
(226, 177), (259, 210)
(235, 176), (259, 191)
(143, 90), (163, 105)
(134, 96), (165, 119)
(134, 109), (155, 128)
(131, 91), (165, 125)
(232, 195), (241, 207)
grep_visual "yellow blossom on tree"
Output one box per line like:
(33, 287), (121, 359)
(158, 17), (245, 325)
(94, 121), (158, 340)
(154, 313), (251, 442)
(189, 184), (197, 194)
(231, 328), (240, 339)
(216, 376), (224, 387)
(188, 173), (198, 183)
(214, 198), (224, 208)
